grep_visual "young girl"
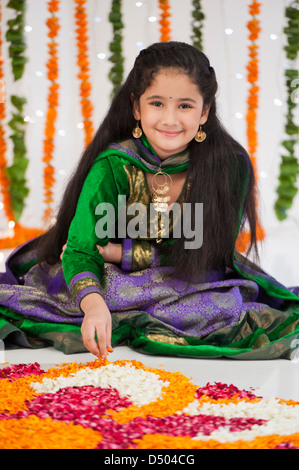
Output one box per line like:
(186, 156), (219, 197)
(0, 42), (298, 360)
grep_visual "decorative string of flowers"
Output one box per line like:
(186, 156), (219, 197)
(236, 0), (265, 252)
(274, 2), (299, 221)
(0, 0), (14, 225)
(74, 0), (94, 146)
(159, 0), (171, 42)
(191, 0), (205, 51)
(42, 0), (60, 224)
(0, 0), (43, 247)
(246, 0), (261, 180)
(108, 0), (124, 99)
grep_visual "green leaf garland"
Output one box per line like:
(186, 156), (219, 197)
(6, 0), (27, 81)
(191, 0), (205, 51)
(108, 0), (124, 99)
(274, 2), (299, 220)
(5, 95), (29, 221)
(5, 0), (29, 221)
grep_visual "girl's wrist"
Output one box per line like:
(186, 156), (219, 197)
(80, 292), (107, 314)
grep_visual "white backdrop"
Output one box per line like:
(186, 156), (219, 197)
(0, 0), (298, 284)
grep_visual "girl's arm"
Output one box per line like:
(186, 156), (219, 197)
(98, 240), (162, 270)
(61, 242), (122, 264)
(62, 157), (128, 356)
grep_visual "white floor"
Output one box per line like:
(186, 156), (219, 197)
(1, 223), (299, 402)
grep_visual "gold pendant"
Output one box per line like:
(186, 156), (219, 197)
(152, 195), (170, 213)
(151, 167), (173, 213)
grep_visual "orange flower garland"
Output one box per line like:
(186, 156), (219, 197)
(0, 0), (14, 225)
(246, 1), (261, 166)
(0, 225), (45, 249)
(159, 0), (171, 42)
(42, 0), (60, 224)
(0, 1), (44, 248)
(236, 0), (265, 253)
(74, 0), (94, 147)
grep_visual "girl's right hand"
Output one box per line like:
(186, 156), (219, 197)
(80, 293), (112, 358)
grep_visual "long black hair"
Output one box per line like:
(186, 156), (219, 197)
(37, 41), (258, 280)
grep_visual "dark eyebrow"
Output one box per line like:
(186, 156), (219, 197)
(178, 98), (197, 103)
(146, 95), (164, 101)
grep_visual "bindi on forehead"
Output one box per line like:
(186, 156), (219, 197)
(145, 94), (198, 105)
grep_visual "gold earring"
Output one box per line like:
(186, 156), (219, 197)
(132, 121), (142, 139)
(195, 126), (206, 143)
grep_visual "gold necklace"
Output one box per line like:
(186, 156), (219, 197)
(151, 166), (173, 213)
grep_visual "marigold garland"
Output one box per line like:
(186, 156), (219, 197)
(0, 0), (44, 248)
(0, 0), (14, 225)
(274, 2), (299, 220)
(108, 0), (124, 99)
(0, 224), (45, 249)
(42, 0), (60, 224)
(191, 0), (205, 51)
(74, 0), (94, 147)
(159, 0), (171, 42)
(236, 0), (265, 253)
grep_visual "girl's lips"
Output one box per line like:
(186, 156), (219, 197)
(158, 129), (182, 137)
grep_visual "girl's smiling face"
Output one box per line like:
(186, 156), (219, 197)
(132, 68), (209, 160)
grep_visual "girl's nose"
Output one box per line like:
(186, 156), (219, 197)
(160, 105), (177, 125)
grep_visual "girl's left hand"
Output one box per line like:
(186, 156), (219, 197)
(97, 243), (122, 264)
(60, 241), (122, 264)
